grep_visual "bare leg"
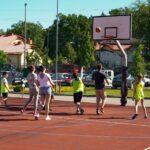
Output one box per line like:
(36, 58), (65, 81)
(38, 95), (45, 113)
(33, 90), (39, 114)
(132, 101), (139, 119)
(134, 101), (139, 114)
(141, 100), (148, 118)
(4, 100), (8, 108)
(45, 95), (51, 120)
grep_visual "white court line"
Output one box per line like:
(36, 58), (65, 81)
(0, 128), (150, 140)
(144, 147), (150, 150)
(54, 116), (150, 128)
(0, 110), (150, 128)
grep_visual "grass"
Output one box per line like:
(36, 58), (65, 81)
(10, 85), (150, 98)
(56, 86), (150, 98)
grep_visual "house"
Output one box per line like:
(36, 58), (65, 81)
(0, 33), (32, 69)
(94, 40), (133, 68)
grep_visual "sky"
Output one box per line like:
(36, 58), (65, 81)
(0, 0), (139, 31)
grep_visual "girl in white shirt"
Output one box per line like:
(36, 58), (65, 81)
(36, 66), (54, 120)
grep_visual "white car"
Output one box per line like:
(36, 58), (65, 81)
(143, 75), (150, 87)
(84, 74), (112, 88)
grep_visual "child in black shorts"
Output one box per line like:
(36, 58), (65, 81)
(0, 72), (10, 107)
(72, 72), (84, 115)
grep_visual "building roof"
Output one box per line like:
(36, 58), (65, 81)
(95, 41), (132, 52)
(0, 33), (32, 54)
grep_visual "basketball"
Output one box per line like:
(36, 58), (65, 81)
(95, 26), (101, 33)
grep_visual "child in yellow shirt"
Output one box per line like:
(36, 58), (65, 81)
(72, 72), (84, 115)
(132, 74), (148, 119)
(0, 72), (10, 107)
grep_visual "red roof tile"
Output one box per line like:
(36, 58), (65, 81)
(0, 34), (31, 54)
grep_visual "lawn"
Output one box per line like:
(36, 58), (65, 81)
(10, 85), (150, 99)
(57, 86), (150, 98)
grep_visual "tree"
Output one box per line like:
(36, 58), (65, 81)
(0, 51), (8, 65)
(109, 0), (150, 67)
(26, 50), (42, 66)
(45, 14), (95, 67)
(129, 44), (146, 77)
(7, 21), (46, 53)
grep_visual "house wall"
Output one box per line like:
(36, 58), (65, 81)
(95, 49), (133, 69)
(8, 53), (24, 69)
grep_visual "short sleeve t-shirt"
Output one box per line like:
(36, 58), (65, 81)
(1, 77), (8, 93)
(37, 73), (52, 88)
(27, 73), (37, 89)
(92, 70), (106, 90)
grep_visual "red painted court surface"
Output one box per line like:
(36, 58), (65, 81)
(0, 97), (150, 150)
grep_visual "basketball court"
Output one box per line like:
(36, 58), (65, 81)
(0, 14), (149, 150)
(0, 96), (150, 150)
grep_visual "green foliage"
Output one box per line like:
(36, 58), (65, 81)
(45, 14), (95, 67)
(109, 0), (150, 67)
(13, 85), (22, 92)
(129, 44), (146, 77)
(26, 50), (42, 66)
(2, 0), (149, 69)
(0, 51), (8, 65)
(7, 21), (46, 53)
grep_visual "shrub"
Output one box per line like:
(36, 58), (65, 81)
(13, 85), (22, 92)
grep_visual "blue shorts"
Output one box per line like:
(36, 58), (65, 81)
(39, 87), (51, 96)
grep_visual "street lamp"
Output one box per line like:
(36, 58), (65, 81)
(55, 0), (59, 91)
(24, 3), (27, 68)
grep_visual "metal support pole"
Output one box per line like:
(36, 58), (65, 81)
(46, 30), (49, 68)
(0, 63), (2, 97)
(116, 40), (128, 106)
(55, 0), (59, 92)
(24, 3), (27, 68)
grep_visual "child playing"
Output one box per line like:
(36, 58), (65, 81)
(20, 65), (39, 117)
(132, 73), (148, 119)
(0, 72), (10, 107)
(72, 72), (84, 115)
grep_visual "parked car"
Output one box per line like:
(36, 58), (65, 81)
(112, 74), (134, 89)
(50, 73), (73, 86)
(84, 74), (112, 87)
(12, 78), (28, 87)
(84, 74), (94, 87)
(143, 75), (150, 87)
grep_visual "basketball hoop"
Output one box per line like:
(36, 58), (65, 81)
(101, 35), (114, 40)
(105, 35), (114, 40)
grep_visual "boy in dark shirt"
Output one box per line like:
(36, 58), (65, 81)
(92, 64), (109, 115)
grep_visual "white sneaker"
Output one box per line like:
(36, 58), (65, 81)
(45, 116), (51, 121)
(35, 113), (40, 120)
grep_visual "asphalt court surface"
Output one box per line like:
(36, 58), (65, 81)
(0, 97), (150, 150)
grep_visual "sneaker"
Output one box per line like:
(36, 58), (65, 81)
(132, 114), (138, 120)
(34, 112), (39, 117)
(45, 116), (51, 121)
(96, 109), (100, 115)
(76, 110), (80, 115)
(100, 108), (104, 113)
(35, 113), (40, 120)
(80, 109), (84, 115)
(20, 109), (24, 114)
(144, 115), (148, 119)
(49, 107), (52, 111)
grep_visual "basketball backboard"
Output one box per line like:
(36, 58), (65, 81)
(92, 15), (132, 40)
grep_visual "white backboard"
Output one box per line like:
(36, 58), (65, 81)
(92, 15), (132, 40)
